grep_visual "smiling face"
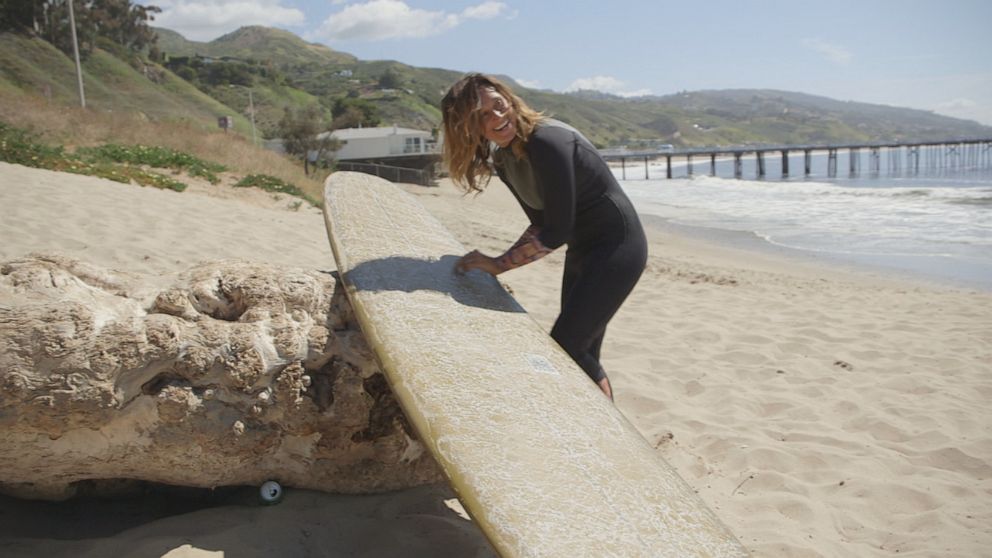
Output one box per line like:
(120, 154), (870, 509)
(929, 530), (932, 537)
(441, 73), (545, 193)
(477, 86), (517, 147)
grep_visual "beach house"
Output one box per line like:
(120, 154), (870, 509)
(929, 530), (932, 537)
(323, 125), (436, 161)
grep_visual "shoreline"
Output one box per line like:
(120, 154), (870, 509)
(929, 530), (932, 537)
(637, 213), (992, 293)
(612, 169), (992, 293)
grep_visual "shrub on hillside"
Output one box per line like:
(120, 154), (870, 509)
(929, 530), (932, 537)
(0, 123), (184, 191)
(76, 144), (226, 183)
(235, 174), (318, 207)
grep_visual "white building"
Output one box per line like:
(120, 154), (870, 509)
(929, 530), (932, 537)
(321, 125), (436, 161)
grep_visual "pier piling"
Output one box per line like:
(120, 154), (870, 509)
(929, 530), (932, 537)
(600, 138), (992, 181)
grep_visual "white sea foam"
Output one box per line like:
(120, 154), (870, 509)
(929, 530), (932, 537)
(616, 169), (992, 287)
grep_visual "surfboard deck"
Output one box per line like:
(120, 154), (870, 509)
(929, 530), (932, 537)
(322, 171), (748, 557)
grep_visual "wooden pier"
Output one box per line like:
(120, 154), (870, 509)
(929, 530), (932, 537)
(600, 139), (992, 180)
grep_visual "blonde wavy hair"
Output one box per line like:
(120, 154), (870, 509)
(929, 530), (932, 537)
(441, 73), (546, 194)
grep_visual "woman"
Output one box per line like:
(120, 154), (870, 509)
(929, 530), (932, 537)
(441, 73), (647, 400)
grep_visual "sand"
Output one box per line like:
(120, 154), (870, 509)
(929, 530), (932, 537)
(1, 161), (990, 557)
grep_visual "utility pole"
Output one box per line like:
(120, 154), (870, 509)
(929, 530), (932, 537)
(67, 0), (86, 108)
(248, 89), (258, 146)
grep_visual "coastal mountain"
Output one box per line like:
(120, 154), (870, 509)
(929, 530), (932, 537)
(154, 26), (357, 67)
(643, 89), (989, 146)
(2, 25), (990, 148)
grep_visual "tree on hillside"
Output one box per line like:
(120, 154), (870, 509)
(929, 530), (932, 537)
(33, 0), (75, 54)
(202, 61), (253, 87)
(331, 97), (380, 128)
(377, 68), (402, 89)
(88, 0), (160, 52)
(331, 106), (367, 130)
(0, 0), (42, 31)
(278, 106), (341, 176)
(0, 0), (159, 58)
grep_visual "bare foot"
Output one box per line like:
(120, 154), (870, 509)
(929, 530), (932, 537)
(597, 377), (614, 401)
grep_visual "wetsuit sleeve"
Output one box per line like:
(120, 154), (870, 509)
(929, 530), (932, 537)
(495, 225), (552, 272)
(526, 129), (577, 250)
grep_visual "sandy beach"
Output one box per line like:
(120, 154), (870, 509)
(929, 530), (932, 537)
(1, 161), (990, 557)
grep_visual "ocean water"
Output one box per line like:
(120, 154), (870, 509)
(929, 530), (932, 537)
(613, 150), (992, 290)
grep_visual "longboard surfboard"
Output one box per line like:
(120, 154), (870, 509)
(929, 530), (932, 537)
(322, 171), (748, 557)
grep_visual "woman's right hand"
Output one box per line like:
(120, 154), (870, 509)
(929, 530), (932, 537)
(455, 250), (503, 276)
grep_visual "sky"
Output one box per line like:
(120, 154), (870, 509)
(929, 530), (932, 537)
(143, 0), (992, 125)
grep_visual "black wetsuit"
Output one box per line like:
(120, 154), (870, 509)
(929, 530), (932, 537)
(493, 120), (648, 383)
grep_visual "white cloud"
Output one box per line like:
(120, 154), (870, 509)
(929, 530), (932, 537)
(812, 73), (992, 126)
(462, 1), (508, 20)
(514, 78), (542, 89)
(152, 0), (305, 41)
(565, 76), (651, 98)
(315, 0), (509, 42)
(936, 98), (977, 111)
(802, 38), (853, 65)
(934, 97), (992, 123)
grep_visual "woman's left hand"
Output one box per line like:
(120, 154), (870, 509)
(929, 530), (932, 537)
(455, 250), (502, 276)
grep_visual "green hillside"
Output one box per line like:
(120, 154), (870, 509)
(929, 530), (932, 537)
(3, 24), (990, 150)
(154, 27), (455, 134)
(0, 32), (255, 137)
(155, 26), (356, 66)
(151, 26), (991, 148)
(645, 89), (992, 145)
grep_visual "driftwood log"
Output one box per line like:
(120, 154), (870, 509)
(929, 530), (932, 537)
(0, 255), (441, 500)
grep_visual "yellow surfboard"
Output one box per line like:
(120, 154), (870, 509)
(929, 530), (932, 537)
(322, 171), (749, 557)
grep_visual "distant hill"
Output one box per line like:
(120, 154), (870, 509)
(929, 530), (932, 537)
(644, 89), (992, 146)
(150, 26), (458, 136)
(154, 26), (356, 67)
(3, 25), (990, 148)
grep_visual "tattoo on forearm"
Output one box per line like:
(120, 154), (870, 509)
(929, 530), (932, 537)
(496, 226), (553, 272)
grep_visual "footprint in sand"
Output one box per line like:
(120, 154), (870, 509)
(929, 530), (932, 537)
(684, 380), (705, 397)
